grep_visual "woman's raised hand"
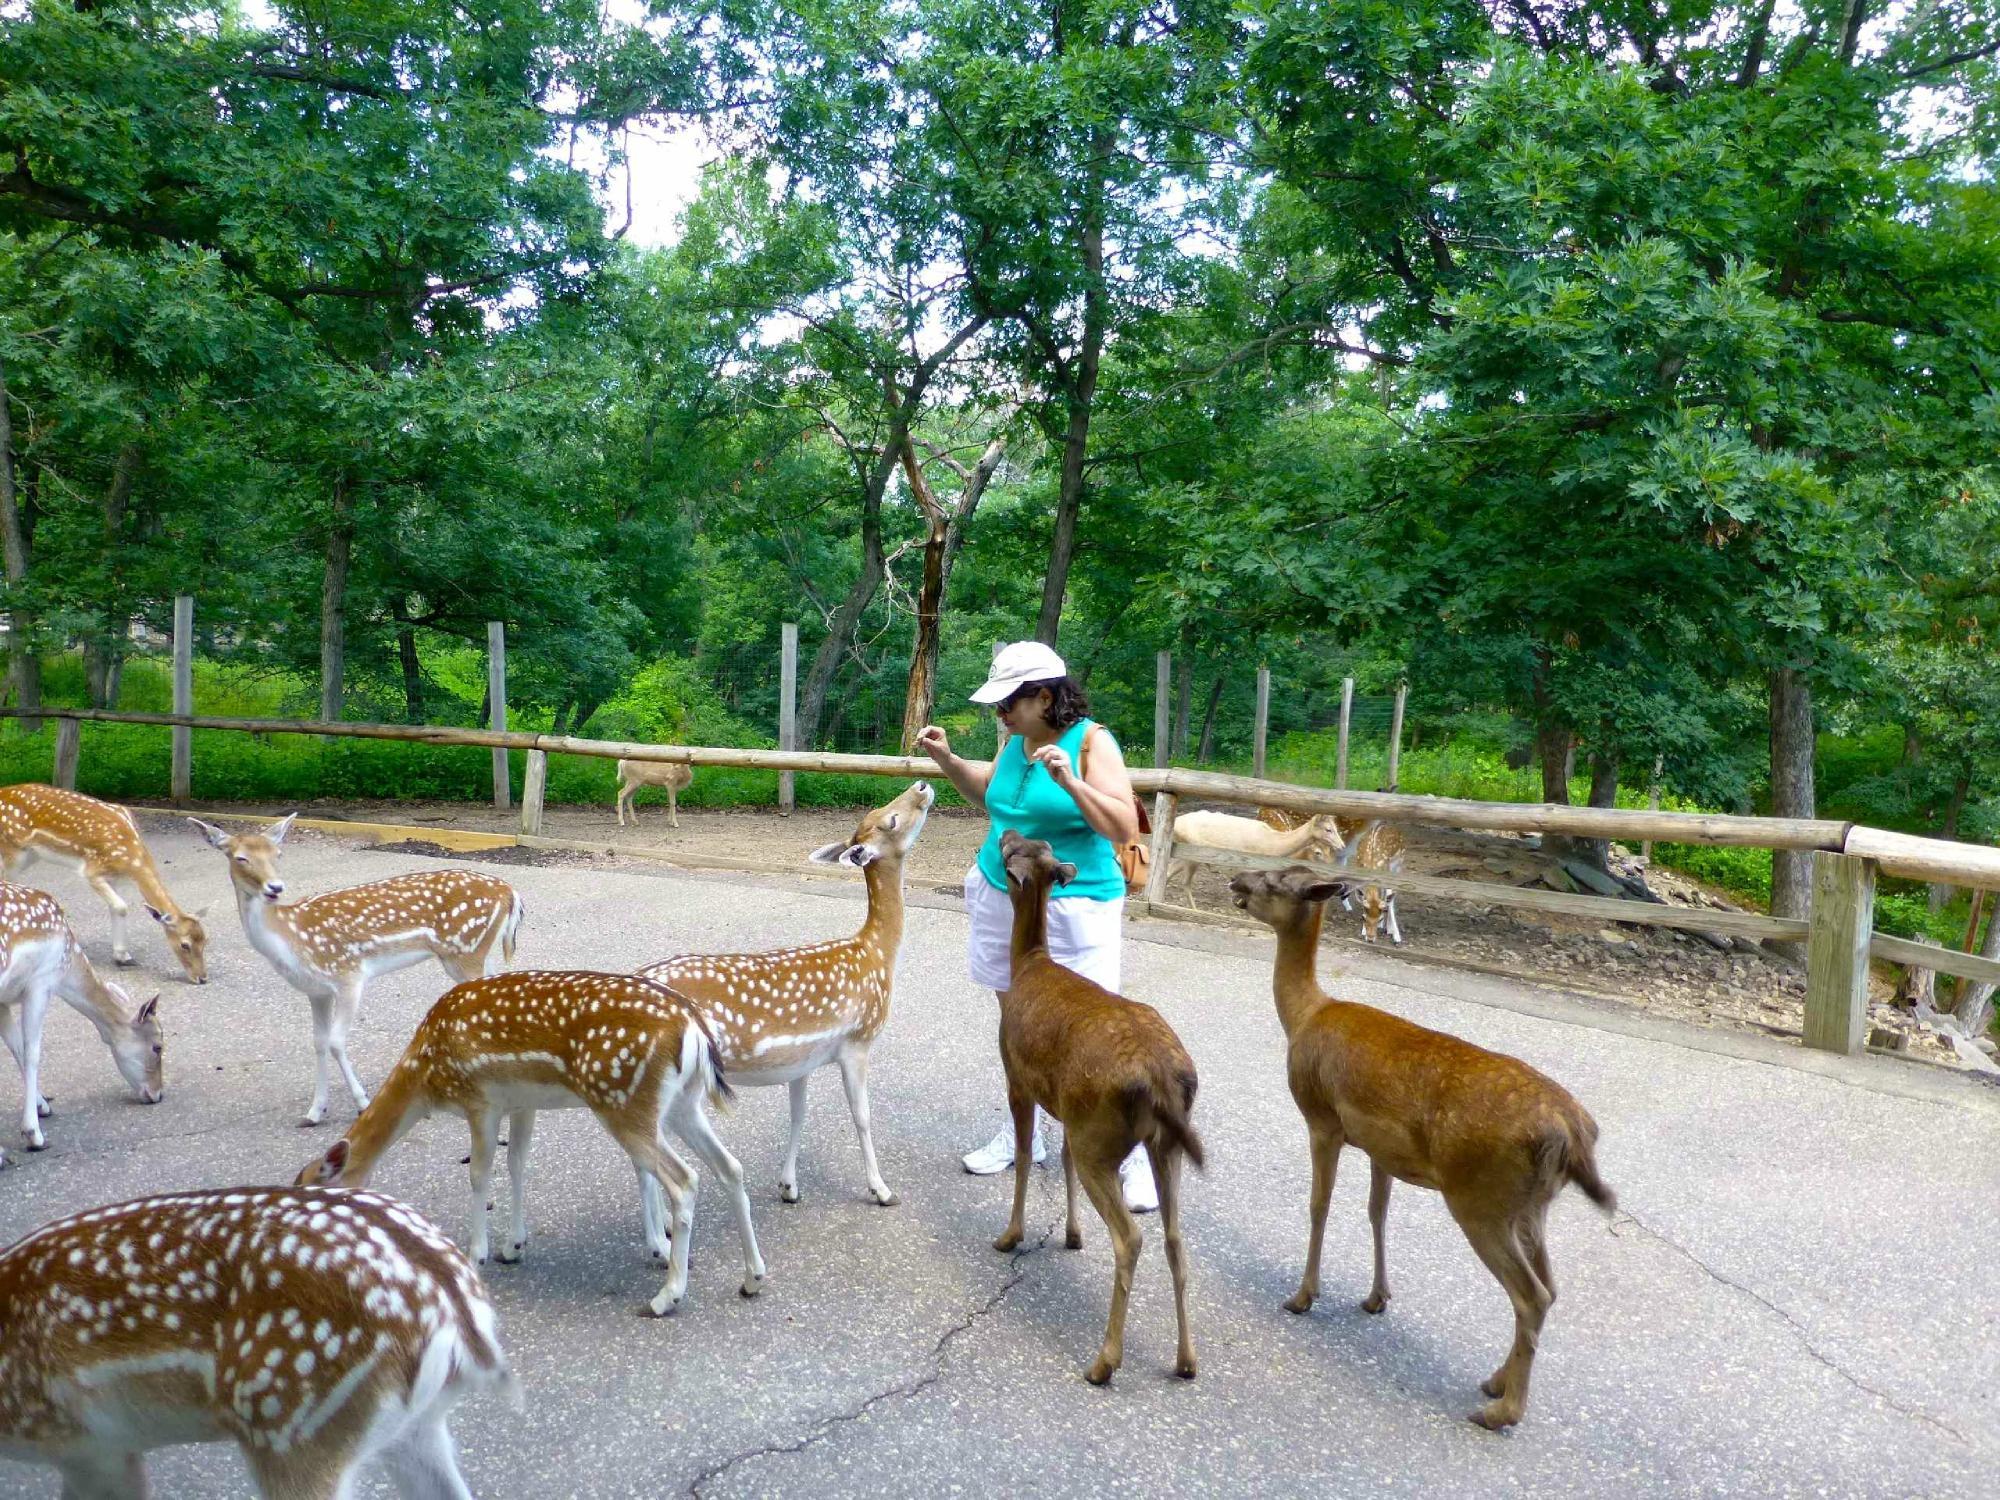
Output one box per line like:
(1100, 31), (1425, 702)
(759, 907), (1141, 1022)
(1029, 743), (1075, 785)
(916, 725), (952, 763)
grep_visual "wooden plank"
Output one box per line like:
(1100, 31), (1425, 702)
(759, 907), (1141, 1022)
(1804, 852), (1875, 1055)
(170, 594), (193, 804)
(131, 808), (517, 852)
(1143, 792), (1179, 906)
(52, 717), (80, 790)
(519, 749), (548, 836)
(486, 621), (509, 812)
(1252, 664), (1270, 780)
(1842, 826), (2000, 892)
(1336, 677), (1353, 790)
(1385, 682), (1406, 790)
(779, 622), (799, 816)
(1168, 843), (1807, 942)
(1867, 932), (2000, 988)
(1154, 650), (1171, 769)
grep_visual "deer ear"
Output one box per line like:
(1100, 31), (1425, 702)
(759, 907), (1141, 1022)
(1055, 862), (1078, 886)
(842, 844), (881, 868)
(1301, 881), (1345, 905)
(135, 995), (161, 1025)
(191, 904), (210, 920)
(264, 812), (298, 845)
(188, 817), (231, 849)
(145, 903), (170, 925)
(806, 841), (849, 866)
(314, 1139), (350, 1184)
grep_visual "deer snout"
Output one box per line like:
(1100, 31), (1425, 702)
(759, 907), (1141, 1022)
(263, 881), (285, 900)
(139, 1086), (163, 1105)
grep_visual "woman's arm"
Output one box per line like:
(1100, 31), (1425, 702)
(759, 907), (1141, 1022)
(1030, 727), (1140, 846)
(915, 724), (994, 811)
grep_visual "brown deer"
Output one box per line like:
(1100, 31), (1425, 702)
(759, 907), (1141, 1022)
(191, 814), (522, 1125)
(1227, 866), (1615, 1428)
(297, 969), (765, 1317)
(0, 1185), (515, 1498)
(992, 830), (1202, 1386)
(615, 758), (693, 828)
(0, 783), (209, 981)
(0, 882), (163, 1160)
(638, 780), (933, 1207)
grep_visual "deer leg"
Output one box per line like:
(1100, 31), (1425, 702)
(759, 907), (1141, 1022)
(1061, 1136), (1083, 1249)
(1362, 1159), (1393, 1313)
(301, 992), (336, 1126)
(613, 1124), (697, 1316)
(669, 1092), (767, 1298)
(0, 1000), (51, 1124)
(1286, 1125), (1343, 1313)
(59, 1451), (150, 1500)
(245, 1447), (352, 1500)
(779, 1075), (807, 1203)
(1148, 1139), (1196, 1379)
(666, 782), (678, 829)
(837, 1045), (896, 1205)
(993, 1091), (1035, 1252)
(1075, 1153), (1141, 1385)
(1456, 1209), (1553, 1429)
(465, 1109), (501, 1264)
(86, 871), (136, 965)
(615, 779), (630, 827)
(1385, 891), (1404, 945)
(328, 981), (370, 1113)
(384, 1414), (474, 1500)
(499, 1108), (536, 1263)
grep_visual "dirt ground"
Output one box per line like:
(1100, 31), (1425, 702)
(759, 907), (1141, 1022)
(176, 789), (1978, 1071)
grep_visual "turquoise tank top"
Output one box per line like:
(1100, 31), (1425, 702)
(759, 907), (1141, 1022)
(975, 718), (1125, 902)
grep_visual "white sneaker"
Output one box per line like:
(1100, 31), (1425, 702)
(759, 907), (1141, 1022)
(962, 1119), (1047, 1175)
(1120, 1150), (1159, 1214)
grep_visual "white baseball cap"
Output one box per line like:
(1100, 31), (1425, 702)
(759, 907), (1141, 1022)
(970, 641), (1069, 704)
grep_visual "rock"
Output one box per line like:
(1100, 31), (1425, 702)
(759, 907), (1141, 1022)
(1596, 928), (1633, 946)
(1976, 1036), (1997, 1057)
(1867, 1026), (1910, 1052)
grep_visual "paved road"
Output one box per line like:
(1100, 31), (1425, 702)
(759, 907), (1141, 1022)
(1, 818), (1996, 1498)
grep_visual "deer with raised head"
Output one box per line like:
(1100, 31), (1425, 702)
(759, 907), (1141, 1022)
(1165, 808), (1344, 908)
(992, 830), (1202, 1386)
(297, 969), (765, 1316)
(190, 814), (523, 1126)
(615, 758), (693, 828)
(0, 1185), (515, 1498)
(0, 882), (163, 1159)
(1227, 866), (1614, 1428)
(0, 783), (210, 982)
(637, 780), (933, 1208)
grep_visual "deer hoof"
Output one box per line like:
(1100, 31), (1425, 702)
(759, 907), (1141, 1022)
(779, 1182), (799, 1204)
(1175, 1356), (1197, 1381)
(873, 1188), (899, 1207)
(1283, 1290), (1314, 1315)
(1470, 1400), (1520, 1431)
(993, 1229), (1023, 1253)
(1084, 1358), (1116, 1386)
(114, 952), (137, 968)
(646, 1294), (682, 1319)
(1361, 1291), (1389, 1315)
(739, 1277), (763, 1299)
(1065, 1227), (1083, 1250)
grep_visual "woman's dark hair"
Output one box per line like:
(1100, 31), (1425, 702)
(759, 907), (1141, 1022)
(1009, 675), (1090, 730)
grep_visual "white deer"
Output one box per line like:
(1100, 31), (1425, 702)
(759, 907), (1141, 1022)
(190, 815), (523, 1125)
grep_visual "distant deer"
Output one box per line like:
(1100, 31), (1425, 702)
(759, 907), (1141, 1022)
(0, 882), (163, 1159)
(0, 783), (209, 981)
(1334, 818), (1407, 943)
(1166, 809), (1343, 907)
(190, 815), (522, 1125)
(1228, 866), (1614, 1428)
(992, 830), (1202, 1386)
(0, 1186), (515, 1498)
(297, 970), (765, 1316)
(615, 758), (693, 828)
(638, 780), (933, 1208)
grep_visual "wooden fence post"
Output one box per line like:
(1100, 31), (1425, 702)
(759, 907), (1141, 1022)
(52, 717), (80, 790)
(1143, 792), (1180, 910)
(487, 621), (509, 812)
(1803, 851), (1876, 1055)
(1385, 681), (1407, 791)
(1336, 677), (1354, 790)
(1641, 753), (1665, 861)
(1155, 650), (1171, 769)
(519, 749), (547, 836)
(171, 595), (193, 805)
(1253, 664), (1270, 780)
(778, 622), (798, 816)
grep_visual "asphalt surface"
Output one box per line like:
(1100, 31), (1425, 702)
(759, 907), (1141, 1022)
(1, 817), (1996, 1498)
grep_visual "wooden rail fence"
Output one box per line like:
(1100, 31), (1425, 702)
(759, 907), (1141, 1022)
(7, 705), (1998, 1061)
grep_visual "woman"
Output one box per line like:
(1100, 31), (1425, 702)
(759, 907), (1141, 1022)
(916, 640), (1156, 1212)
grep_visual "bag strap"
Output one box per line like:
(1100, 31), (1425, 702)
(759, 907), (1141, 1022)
(1079, 723), (1152, 837)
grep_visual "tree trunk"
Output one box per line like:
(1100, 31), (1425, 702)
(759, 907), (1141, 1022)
(1568, 748), (1620, 871)
(1952, 907), (2000, 1039)
(0, 351), (42, 730)
(799, 453), (893, 749)
(319, 477), (353, 722)
(84, 442), (141, 710)
(1928, 772), (1971, 913)
(1196, 672), (1226, 762)
(570, 695), (603, 736)
(899, 511), (950, 753)
(390, 596), (425, 724)
(1768, 666), (1817, 923)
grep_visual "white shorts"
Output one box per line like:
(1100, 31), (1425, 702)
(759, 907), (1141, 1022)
(964, 865), (1124, 993)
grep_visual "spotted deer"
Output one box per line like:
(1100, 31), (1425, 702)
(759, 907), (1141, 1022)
(1335, 819), (1407, 943)
(0, 1186), (516, 1498)
(297, 970), (765, 1316)
(0, 882), (163, 1160)
(615, 757), (693, 828)
(0, 783), (210, 982)
(189, 815), (523, 1126)
(637, 780), (933, 1208)
(1165, 809), (1345, 907)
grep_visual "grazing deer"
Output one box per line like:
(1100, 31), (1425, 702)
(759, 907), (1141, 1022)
(1166, 809), (1343, 907)
(0, 1186), (515, 1498)
(189, 815), (523, 1126)
(0, 783), (209, 982)
(1334, 818), (1407, 943)
(1228, 866), (1614, 1428)
(992, 831), (1202, 1386)
(297, 970), (765, 1316)
(615, 758), (693, 828)
(638, 780), (933, 1208)
(0, 882), (162, 1156)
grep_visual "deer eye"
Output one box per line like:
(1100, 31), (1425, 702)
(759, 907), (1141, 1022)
(235, 855), (247, 865)
(884, 815), (899, 830)
(152, 1045), (163, 1056)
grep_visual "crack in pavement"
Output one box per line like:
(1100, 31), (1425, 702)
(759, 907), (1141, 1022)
(1611, 1209), (1971, 1447)
(685, 1207), (1063, 1498)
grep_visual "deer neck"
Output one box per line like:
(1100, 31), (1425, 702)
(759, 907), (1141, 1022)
(340, 1059), (429, 1184)
(859, 854), (907, 957)
(60, 948), (135, 1040)
(236, 885), (301, 962)
(127, 856), (183, 920)
(1271, 904), (1332, 1040)
(1007, 874), (1054, 970)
